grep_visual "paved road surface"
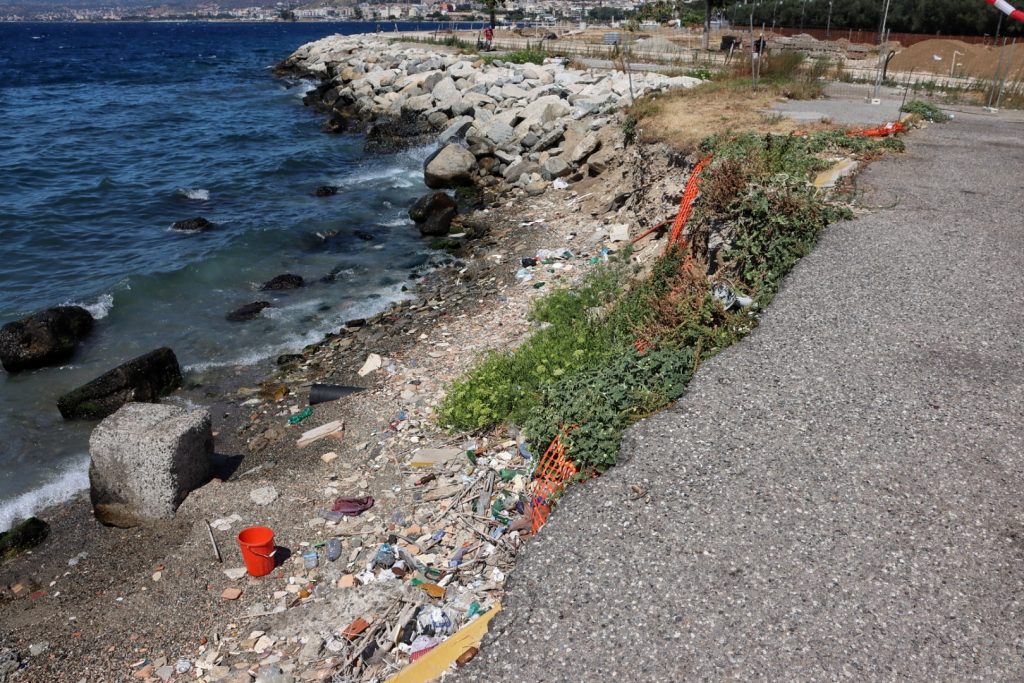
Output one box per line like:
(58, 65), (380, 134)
(463, 111), (1024, 680)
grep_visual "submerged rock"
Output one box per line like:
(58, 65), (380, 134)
(226, 301), (271, 322)
(89, 403), (212, 528)
(261, 274), (304, 291)
(0, 306), (94, 373)
(315, 185), (338, 197)
(409, 192), (457, 237)
(57, 347), (183, 420)
(0, 516), (49, 561)
(424, 144), (476, 189)
(170, 217), (214, 232)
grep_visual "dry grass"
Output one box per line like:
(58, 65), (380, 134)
(629, 53), (839, 151)
(629, 81), (832, 152)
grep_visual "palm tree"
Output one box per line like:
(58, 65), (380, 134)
(481, 0), (503, 28)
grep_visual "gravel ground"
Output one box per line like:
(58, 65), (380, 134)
(0, 120), (687, 681)
(462, 111), (1024, 680)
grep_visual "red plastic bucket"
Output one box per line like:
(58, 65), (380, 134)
(237, 526), (276, 577)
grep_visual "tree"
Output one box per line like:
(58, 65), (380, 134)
(480, 0), (504, 27)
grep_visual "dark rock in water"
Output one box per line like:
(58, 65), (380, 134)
(325, 114), (351, 134)
(0, 517), (49, 560)
(353, 230), (374, 241)
(261, 274), (304, 291)
(276, 353), (303, 366)
(0, 305), (94, 373)
(170, 217), (214, 232)
(365, 110), (435, 153)
(225, 301), (271, 322)
(344, 318), (366, 328)
(315, 185), (338, 197)
(57, 347), (183, 421)
(409, 192), (457, 237)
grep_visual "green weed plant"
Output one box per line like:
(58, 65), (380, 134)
(437, 130), (900, 471)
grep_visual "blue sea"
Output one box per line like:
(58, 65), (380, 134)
(0, 21), (462, 530)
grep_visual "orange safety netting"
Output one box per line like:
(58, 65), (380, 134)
(528, 431), (578, 534)
(850, 121), (907, 138)
(667, 153), (714, 248)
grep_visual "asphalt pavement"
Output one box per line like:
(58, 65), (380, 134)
(462, 111), (1024, 680)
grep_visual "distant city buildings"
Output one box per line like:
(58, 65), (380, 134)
(0, 0), (648, 22)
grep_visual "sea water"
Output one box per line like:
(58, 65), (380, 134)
(0, 21), (464, 530)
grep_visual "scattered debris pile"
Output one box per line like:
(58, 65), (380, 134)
(168, 436), (540, 682)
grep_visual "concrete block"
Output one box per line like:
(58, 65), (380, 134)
(89, 403), (212, 527)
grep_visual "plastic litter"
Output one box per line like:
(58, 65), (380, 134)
(372, 544), (396, 569)
(712, 283), (755, 311)
(302, 550), (318, 569)
(326, 538), (342, 562)
(408, 635), (440, 661)
(330, 496), (375, 516)
(288, 407), (313, 425)
(552, 177), (570, 189)
(308, 383), (364, 405)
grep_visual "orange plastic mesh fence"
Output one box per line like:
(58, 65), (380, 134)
(667, 153), (714, 248)
(528, 432), (578, 534)
(850, 121), (907, 138)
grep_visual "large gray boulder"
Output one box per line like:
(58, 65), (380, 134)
(424, 144), (476, 189)
(0, 306), (94, 373)
(503, 159), (542, 184)
(543, 156), (571, 179)
(57, 347), (182, 420)
(569, 132), (601, 166)
(89, 403), (212, 528)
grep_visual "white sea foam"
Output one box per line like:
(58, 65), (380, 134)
(261, 299), (326, 320)
(178, 188), (210, 201)
(82, 293), (114, 319)
(65, 293), (114, 320)
(183, 286), (413, 373)
(0, 458), (90, 533)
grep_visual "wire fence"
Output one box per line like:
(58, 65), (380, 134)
(420, 23), (1024, 112)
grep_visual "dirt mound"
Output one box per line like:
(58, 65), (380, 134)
(890, 38), (1024, 80)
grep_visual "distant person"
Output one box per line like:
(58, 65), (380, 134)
(484, 26), (494, 51)
(754, 34), (766, 55)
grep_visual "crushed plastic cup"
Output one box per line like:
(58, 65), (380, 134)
(373, 544), (396, 569)
(302, 550), (318, 569)
(326, 538), (342, 562)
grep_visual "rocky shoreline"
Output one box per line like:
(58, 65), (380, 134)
(0, 34), (702, 683)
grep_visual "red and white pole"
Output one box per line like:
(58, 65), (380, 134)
(986, 0), (1024, 23)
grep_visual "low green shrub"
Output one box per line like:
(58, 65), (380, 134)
(437, 129), (901, 471)
(523, 347), (695, 471)
(436, 256), (633, 431)
(901, 100), (951, 122)
(482, 47), (547, 65)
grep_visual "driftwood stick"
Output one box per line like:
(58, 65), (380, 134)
(205, 520), (222, 563)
